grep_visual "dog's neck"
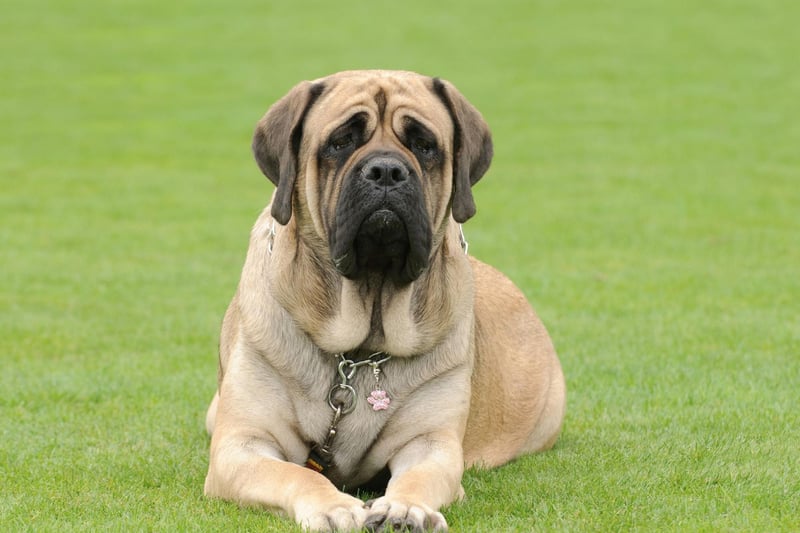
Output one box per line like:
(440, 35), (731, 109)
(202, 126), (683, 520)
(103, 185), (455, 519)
(265, 216), (474, 357)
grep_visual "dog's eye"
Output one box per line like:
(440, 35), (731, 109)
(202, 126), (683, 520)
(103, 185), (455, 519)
(412, 137), (436, 154)
(329, 132), (354, 152)
(403, 118), (439, 161)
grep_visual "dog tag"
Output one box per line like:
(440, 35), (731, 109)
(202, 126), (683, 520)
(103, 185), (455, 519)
(367, 389), (391, 410)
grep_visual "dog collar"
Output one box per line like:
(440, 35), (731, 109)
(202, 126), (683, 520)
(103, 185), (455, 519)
(458, 224), (469, 254)
(305, 351), (391, 476)
(267, 219), (277, 255)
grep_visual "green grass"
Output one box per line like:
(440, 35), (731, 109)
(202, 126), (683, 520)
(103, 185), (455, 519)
(2, 0), (798, 531)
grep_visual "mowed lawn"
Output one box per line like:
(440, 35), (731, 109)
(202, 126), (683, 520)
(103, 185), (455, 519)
(2, 1), (798, 531)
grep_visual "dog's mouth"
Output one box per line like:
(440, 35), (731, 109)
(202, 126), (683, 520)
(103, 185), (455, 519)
(333, 207), (428, 285)
(330, 153), (432, 286)
(354, 208), (409, 271)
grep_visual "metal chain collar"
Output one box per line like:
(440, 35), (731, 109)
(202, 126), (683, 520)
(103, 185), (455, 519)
(305, 352), (391, 474)
(458, 224), (469, 255)
(328, 352), (391, 415)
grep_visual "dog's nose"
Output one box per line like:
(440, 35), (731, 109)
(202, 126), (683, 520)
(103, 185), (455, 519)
(361, 157), (409, 188)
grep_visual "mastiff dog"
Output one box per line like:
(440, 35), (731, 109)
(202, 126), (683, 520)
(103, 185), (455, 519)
(204, 70), (565, 532)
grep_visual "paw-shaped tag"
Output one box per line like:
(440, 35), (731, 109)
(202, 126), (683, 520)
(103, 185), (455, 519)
(367, 389), (391, 411)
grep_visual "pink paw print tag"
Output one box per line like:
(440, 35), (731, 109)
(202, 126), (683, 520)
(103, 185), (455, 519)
(367, 357), (391, 411)
(367, 389), (391, 410)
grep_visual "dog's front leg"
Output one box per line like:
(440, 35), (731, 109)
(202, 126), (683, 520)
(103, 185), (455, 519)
(205, 433), (367, 531)
(365, 430), (464, 532)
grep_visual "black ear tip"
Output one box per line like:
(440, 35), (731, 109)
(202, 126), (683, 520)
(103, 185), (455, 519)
(452, 199), (476, 223)
(271, 202), (292, 225)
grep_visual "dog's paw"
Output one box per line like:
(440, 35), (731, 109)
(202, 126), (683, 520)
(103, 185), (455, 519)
(364, 497), (448, 532)
(296, 493), (367, 532)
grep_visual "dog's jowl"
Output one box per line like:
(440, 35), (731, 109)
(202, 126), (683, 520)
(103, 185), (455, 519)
(203, 70), (566, 532)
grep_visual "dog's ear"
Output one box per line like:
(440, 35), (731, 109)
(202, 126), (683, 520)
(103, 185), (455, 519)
(432, 78), (493, 223)
(252, 81), (325, 225)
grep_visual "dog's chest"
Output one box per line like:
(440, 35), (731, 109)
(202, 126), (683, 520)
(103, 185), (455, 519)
(294, 358), (400, 485)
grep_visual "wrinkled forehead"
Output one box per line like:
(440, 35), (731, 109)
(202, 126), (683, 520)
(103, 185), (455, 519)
(304, 71), (454, 142)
